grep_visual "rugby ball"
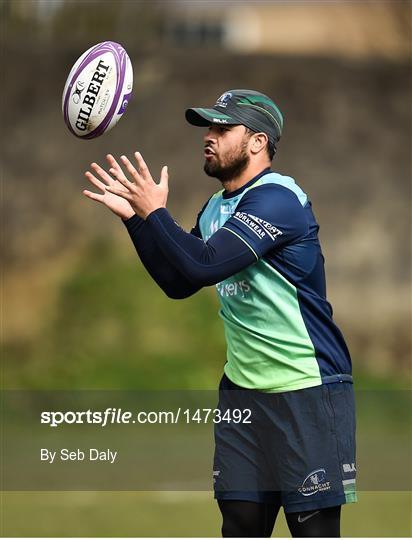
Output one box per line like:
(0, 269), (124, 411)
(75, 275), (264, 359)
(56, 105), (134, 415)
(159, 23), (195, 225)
(62, 41), (133, 139)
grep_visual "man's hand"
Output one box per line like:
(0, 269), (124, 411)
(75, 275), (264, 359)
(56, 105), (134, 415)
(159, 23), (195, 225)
(83, 155), (135, 220)
(105, 152), (169, 219)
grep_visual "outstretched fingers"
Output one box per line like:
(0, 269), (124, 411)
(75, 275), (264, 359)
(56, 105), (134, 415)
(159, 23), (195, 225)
(84, 162), (132, 201)
(105, 184), (134, 201)
(83, 189), (105, 203)
(159, 165), (169, 189)
(84, 170), (107, 192)
(89, 162), (114, 186)
(134, 152), (153, 182)
(106, 154), (128, 181)
(120, 154), (148, 185)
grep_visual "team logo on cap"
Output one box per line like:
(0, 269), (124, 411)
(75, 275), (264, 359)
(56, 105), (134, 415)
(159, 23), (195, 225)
(215, 92), (232, 109)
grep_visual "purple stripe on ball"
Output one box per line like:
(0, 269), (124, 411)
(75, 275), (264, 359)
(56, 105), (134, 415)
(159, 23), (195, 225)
(63, 41), (128, 138)
(117, 91), (133, 115)
(85, 43), (127, 139)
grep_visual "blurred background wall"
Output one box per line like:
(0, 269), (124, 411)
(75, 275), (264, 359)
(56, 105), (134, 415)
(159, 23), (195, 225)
(2, 0), (411, 388)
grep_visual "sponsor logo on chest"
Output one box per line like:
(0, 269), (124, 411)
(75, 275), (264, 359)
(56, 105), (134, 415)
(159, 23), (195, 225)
(216, 279), (251, 298)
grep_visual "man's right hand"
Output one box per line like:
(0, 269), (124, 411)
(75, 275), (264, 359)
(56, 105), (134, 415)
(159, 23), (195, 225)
(83, 154), (136, 221)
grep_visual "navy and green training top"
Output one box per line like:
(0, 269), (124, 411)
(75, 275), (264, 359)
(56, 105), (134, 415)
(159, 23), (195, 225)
(125, 168), (352, 392)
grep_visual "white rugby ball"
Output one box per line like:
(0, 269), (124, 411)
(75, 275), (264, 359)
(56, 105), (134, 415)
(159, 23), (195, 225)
(62, 41), (133, 139)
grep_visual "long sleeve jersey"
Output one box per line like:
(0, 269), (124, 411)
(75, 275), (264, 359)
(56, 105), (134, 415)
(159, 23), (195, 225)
(124, 168), (352, 392)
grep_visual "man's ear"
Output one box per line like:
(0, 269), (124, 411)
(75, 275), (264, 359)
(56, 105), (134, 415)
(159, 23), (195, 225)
(250, 132), (268, 155)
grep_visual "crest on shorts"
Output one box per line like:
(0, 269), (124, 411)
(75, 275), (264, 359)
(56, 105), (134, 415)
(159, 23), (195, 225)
(298, 468), (331, 497)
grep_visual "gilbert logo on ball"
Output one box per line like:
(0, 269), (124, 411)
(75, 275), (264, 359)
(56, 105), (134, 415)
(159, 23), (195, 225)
(62, 41), (133, 139)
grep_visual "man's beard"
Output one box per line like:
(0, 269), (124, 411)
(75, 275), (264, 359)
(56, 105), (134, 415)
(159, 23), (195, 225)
(204, 141), (250, 183)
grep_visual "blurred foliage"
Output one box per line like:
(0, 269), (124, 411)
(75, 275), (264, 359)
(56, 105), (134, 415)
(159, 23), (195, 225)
(3, 235), (409, 390)
(4, 239), (226, 389)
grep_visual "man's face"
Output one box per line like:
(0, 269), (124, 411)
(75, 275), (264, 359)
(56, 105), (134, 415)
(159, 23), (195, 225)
(203, 124), (251, 182)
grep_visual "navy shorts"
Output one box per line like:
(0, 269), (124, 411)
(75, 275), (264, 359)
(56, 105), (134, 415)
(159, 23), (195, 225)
(213, 374), (357, 513)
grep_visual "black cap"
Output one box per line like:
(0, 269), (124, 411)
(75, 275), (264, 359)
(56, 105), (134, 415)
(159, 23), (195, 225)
(185, 89), (284, 146)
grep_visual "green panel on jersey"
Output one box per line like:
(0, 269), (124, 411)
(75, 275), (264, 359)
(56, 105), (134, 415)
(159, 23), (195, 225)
(220, 260), (321, 392)
(199, 173), (322, 392)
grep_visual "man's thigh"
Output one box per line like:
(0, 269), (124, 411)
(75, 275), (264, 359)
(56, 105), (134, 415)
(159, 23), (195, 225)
(217, 499), (281, 538)
(213, 375), (357, 514)
(213, 373), (280, 500)
(269, 382), (357, 513)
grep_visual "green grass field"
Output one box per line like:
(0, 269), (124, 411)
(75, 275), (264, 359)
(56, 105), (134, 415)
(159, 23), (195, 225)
(1, 491), (411, 537)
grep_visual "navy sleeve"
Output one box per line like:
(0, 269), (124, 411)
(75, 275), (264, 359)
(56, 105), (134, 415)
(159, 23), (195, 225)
(190, 213), (202, 239)
(145, 208), (257, 287)
(124, 215), (201, 299)
(190, 196), (212, 239)
(222, 184), (309, 257)
(142, 184), (308, 288)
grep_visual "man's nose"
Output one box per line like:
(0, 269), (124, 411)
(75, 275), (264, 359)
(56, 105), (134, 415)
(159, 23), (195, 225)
(204, 127), (216, 144)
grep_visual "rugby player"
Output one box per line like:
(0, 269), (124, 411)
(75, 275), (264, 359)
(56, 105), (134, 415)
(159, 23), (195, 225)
(84, 89), (357, 537)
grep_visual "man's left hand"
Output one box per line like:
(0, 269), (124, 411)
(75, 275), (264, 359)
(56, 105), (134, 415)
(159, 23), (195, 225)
(106, 152), (169, 219)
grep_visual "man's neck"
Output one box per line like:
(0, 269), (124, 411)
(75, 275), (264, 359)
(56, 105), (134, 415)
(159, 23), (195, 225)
(221, 163), (271, 194)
